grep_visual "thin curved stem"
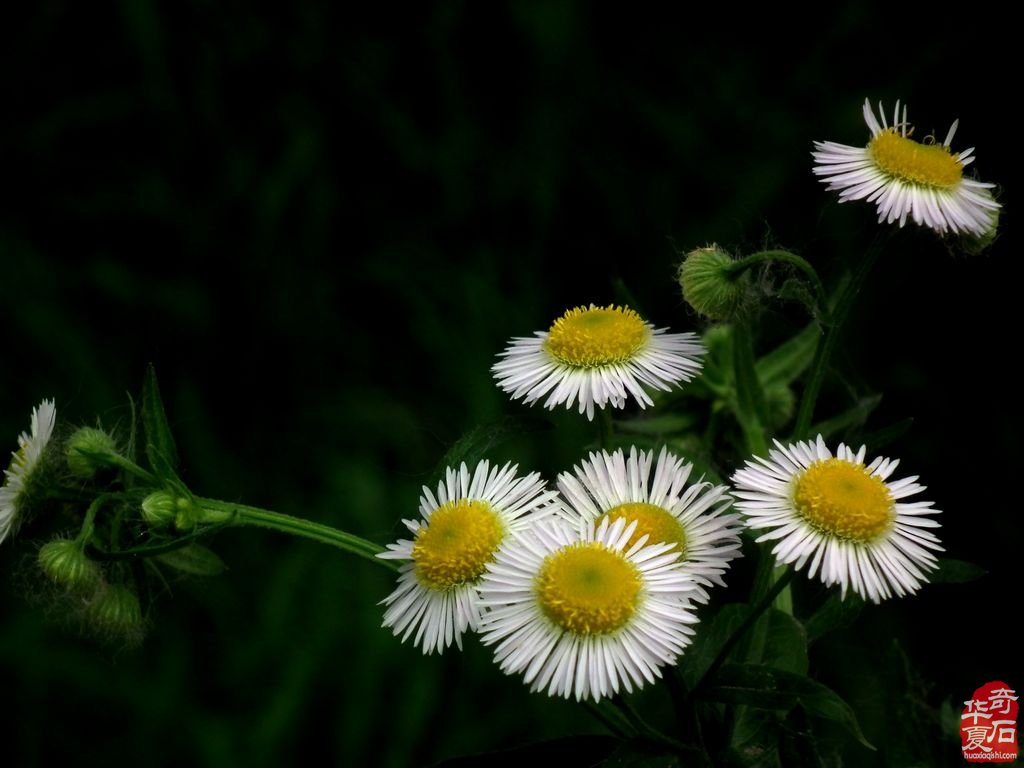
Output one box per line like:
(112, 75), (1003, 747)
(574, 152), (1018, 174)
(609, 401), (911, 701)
(725, 249), (828, 319)
(196, 497), (399, 572)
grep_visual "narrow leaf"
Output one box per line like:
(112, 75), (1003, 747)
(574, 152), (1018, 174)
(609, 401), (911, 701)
(155, 543), (226, 576)
(756, 323), (820, 389)
(142, 364), (180, 475)
(703, 664), (874, 751)
(930, 558), (987, 584)
(809, 394), (882, 440)
(804, 593), (863, 643)
(678, 603), (747, 688)
(616, 412), (699, 435)
(763, 609), (808, 675)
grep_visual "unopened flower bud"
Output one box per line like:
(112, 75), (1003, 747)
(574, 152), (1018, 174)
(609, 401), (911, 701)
(66, 427), (118, 479)
(141, 490), (195, 529)
(959, 210), (999, 256)
(85, 584), (144, 641)
(678, 246), (746, 321)
(38, 539), (102, 592)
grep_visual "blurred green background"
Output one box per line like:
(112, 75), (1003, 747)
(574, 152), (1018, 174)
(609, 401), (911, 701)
(1, 3), (1019, 766)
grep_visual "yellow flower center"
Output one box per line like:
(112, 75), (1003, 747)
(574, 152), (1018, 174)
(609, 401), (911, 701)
(544, 305), (649, 367)
(793, 458), (894, 543)
(596, 502), (687, 558)
(412, 499), (504, 590)
(868, 130), (963, 189)
(535, 542), (642, 635)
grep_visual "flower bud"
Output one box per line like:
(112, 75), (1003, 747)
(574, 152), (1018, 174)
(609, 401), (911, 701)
(38, 539), (102, 592)
(959, 209), (999, 256)
(85, 583), (144, 642)
(66, 427), (118, 479)
(678, 245), (746, 321)
(141, 491), (176, 527)
(141, 490), (195, 530)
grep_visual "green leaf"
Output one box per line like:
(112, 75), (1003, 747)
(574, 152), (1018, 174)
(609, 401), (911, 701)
(678, 603), (747, 688)
(930, 558), (987, 584)
(756, 323), (820, 389)
(616, 412), (700, 436)
(809, 394), (882, 440)
(431, 416), (551, 487)
(703, 664), (874, 751)
(804, 593), (863, 643)
(156, 543), (227, 576)
(142, 364), (180, 478)
(762, 610), (808, 675)
(729, 709), (782, 768)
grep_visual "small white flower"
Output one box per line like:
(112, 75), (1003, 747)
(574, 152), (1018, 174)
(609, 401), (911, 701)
(731, 435), (943, 603)
(478, 517), (699, 702)
(1, 399), (57, 544)
(558, 446), (742, 603)
(812, 99), (999, 236)
(493, 304), (704, 421)
(378, 460), (561, 654)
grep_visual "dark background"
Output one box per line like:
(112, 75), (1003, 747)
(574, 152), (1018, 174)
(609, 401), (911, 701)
(0, 4), (1018, 766)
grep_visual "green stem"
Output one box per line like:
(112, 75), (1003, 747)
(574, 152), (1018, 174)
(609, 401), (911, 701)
(103, 453), (157, 485)
(196, 497), (399, 572)
(793, 245), (883, 439)
(88, 522), (232, 561)
(75, 495), (110, 546)
(693, 568), (795, 695)
(725, 249), (828, 319)
(732, 322), (769, 457)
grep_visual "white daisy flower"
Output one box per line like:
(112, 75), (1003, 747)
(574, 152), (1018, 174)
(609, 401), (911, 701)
(812, 99), (999, 236)
(558, 446), (742, 604)
(478, 517), (699, 702)
(731, 435), (943, 603)
(378, 459), (561, 655)
(1, 399), (57, 544)
(493, 304), (704, 421)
